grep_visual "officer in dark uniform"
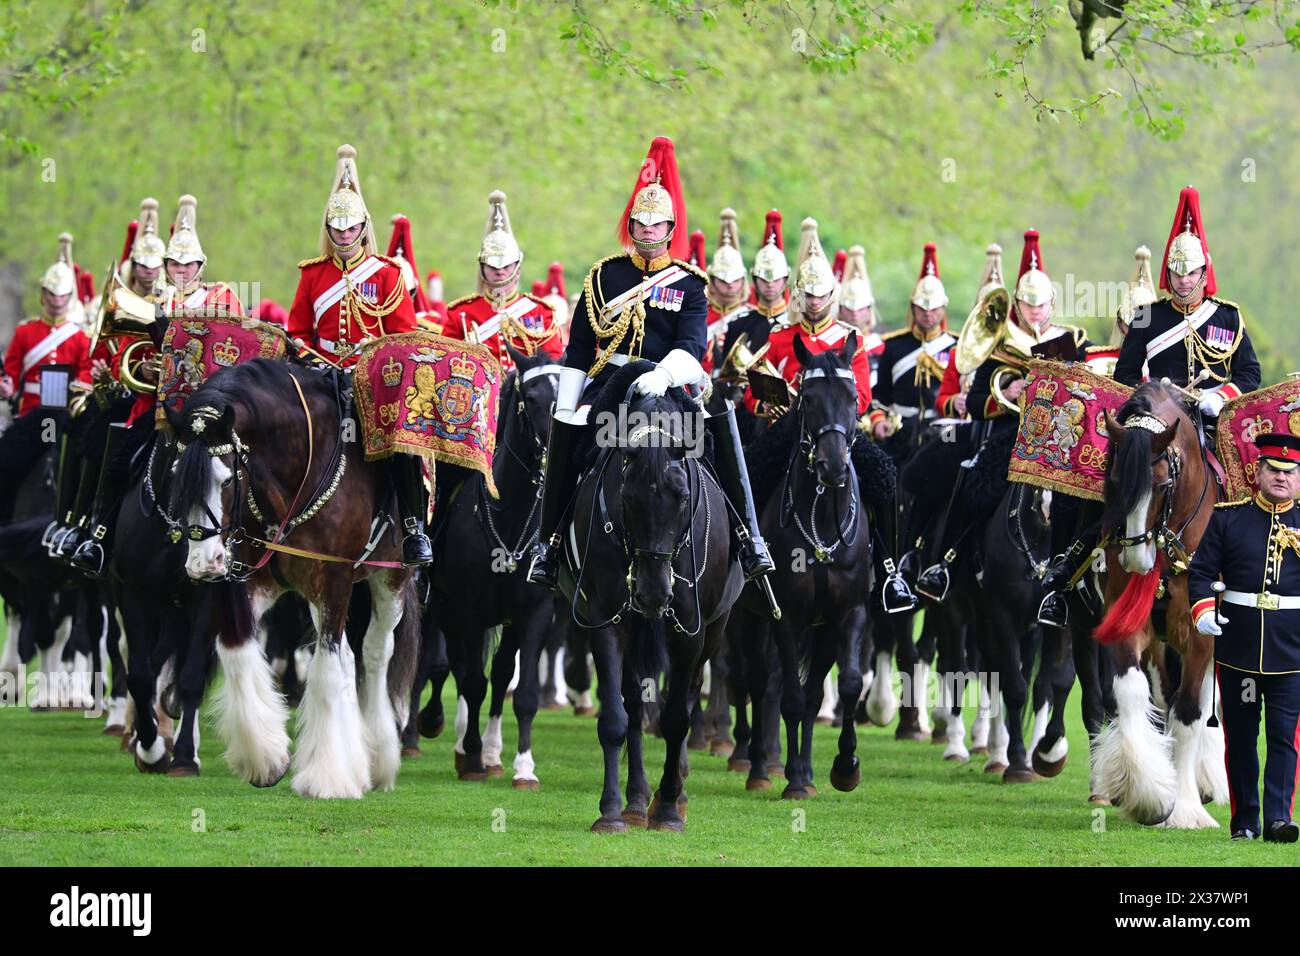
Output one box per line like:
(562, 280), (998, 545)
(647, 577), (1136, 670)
(527, 137), (774, 590)
(1190, 432), (1300, 843)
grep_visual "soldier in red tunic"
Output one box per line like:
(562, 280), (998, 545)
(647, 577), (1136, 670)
(0, 234), (92, 523)
(286, 144), (428, 565)
(701, 208), (750, 377)
(438, 190), (564, 372)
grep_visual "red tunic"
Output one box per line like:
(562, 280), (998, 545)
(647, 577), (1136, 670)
(438, 292), (563, 371)
(3, 318), (91, 416)
(701, 300), (751, 376)
(747, 318), (872, 416)
(128, 282), (244, 425)
(288, 253), (416, 367)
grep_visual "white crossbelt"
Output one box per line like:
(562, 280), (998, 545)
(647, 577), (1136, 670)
(601, 266), (687, 319)
(891, 333), (956, 383)
(1145, 299), (1217, 361)
(1223, 589), (1300, 610)
(474, 295), (538, 343)
(312, 256), (384, 320)
(20, 322), (80, 376)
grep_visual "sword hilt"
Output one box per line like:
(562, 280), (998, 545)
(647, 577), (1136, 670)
(1211, 580), (1226, 624)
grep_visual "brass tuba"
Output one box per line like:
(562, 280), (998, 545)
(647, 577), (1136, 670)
(989, 358), (1028, 415)
(88, 262), (161, 395)
(953, 285), (1009, 375)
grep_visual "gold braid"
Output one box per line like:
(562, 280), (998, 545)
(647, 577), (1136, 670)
(1182, 316), (1241, 385)
(583, 263), (645, 378)
(340, 273), (405, 341)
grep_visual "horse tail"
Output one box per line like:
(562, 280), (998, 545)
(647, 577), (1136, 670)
(631, 616), (668, 693)
(388, 577), (421, 728)
(1093, 567), (1161, 645)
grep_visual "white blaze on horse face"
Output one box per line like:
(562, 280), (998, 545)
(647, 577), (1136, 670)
(1119, 487), (1155, 574)
(186, 457), (232, 580)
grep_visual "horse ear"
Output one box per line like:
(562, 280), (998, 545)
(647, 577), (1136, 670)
(164, 400), (190, 440)
(841, 329), (858, 363)
(1103, 409), (1124, 444)
(1152, 417), (1179, 454)
(503, 341), (526, 370)
(792, 333), (812, 368)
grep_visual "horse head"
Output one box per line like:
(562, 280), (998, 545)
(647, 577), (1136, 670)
(503, 343), (558, 452)
(1103, 381), (1191, 575)
(792, 330), (858, 490)
(166, 394), (242, 582)
(615, 390), (701, 620)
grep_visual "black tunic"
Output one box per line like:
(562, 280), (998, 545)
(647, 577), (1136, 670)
(563, 253), (707, 378)
(872, 326), (958, 417)
(1190, 496), (1300, 675)
(1113, 296), (1260, 393)
(718, 303), (788, 363)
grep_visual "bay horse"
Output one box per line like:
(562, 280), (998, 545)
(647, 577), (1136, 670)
(428, 344), (559, 787)
(559, 361), (743, 832)
(168, 358), (419, 799)
(743, 333), (873, 799)
(1092, 380), (1227, 827)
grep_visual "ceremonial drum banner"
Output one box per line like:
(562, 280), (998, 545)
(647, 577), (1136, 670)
(1217, 379), (1300, 499)
(156, 314), (288, 427)
(353, 331), (501, 498)
(1008, 359), (1133, 502)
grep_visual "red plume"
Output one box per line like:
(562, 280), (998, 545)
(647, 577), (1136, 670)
(832, 249), (847, 282)
(75, 266), (95, 304)
(546, 262), (566, 298)
(616, 136), (688, 260)
(387, 214), (431, 313)
(120, 220), (139, 267)
(254, 299), (289, 327)
(426, 270), (444, 305)
(531, 279), (547, 297)
(689, 230), (707, 271)
(761, 209), (784, 250)
(918, 241), (940, 281)
(1160, 185), (1216, 297)
(1016, 229), (1045, 286)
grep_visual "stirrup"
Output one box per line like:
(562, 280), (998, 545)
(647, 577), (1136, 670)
(916, 551), (955, 604)
(738, 529), (774, 581)
(881, 558), (919, 614)
(1036, 590), (1069, 629)
(70, 539), (107, 577)
(527, 539), (560, 590)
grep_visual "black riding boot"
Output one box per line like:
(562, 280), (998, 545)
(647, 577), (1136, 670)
(46, 431), (77, 554)
(526, 417), (584, 591)
(54, 456), (95, 560)
(391, 454), (432, 567)
(707, 406), (774, 581)
(917, 492), (970, 605)
(875, 490), (919, 614)
(70, 423), (127, 577)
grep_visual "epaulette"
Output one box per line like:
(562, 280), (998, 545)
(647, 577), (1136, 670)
(298, 255), (328, 269)
(523, 292), (553, 312)
(881, 327), (914, 341)
(1214, 497), (1251, 510)
(672, 258), (708, 282)
(446, 293), (479, 310)
(1208, 295), (1240, 312)
(375, 254), (403, 270)
(582, 253), (625, 287)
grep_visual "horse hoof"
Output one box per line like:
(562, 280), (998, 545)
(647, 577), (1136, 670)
(591, 816), (629, 834)
(167, 763), (200, 778)
(804, 783), (818, 797)
(102, 724), (125, 737)
(829, 765), (861, 793)
(727, 757), (751, 773)
(895, 728), (928, 743)
(984, 761), (1008, 775)
(709, 738), (735, 758)
(454, 751), (465, 772)
(766, 763), (785, 778)
(686, 737), (710, 752)
(931, 729), (946, 744)
(943, 753), (969, 763)
(458, 769), (488, 782)
(1031, 750), (1067, 778)
(746, 777), (771, 792)
(134, 750), (171, 775)
(1003, 767), (1035, 784)
(401, 746), (422, 759)
(485, 764), (505, 779)
(970, 745), (989, 756)
(781, 784), (811, 800)
(252, 757), (290, 789)
(649, 816), (685, 832)
(1088, 794), (1111, 805)
(574, 705), (596, 717)
(418, 710), (445, 739)
(512, 778), (540, 791)
(621, 808), (648, 828)
(120, 734), (134, 754)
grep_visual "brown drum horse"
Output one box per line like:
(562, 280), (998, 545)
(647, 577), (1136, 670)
(1092, 381), (1228, 827)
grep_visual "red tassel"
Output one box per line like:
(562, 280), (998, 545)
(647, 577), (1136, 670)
(1093, 565), (1161, 645)
(1159, 185), (1216, 297)
(832, 248), (847, 282)
(615, 136), (688, 260)
(120, 221), (139, 267)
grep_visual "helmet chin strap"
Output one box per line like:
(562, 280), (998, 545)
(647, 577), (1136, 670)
(630, 222), (674, 254)
(1170, 269), (1206, 306)
(482, 261), (521, 293)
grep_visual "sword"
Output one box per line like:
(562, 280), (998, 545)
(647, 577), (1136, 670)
(1212, 580), (1226, 625)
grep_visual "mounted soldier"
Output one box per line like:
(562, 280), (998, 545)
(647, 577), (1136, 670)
(527, 135), (774, 590)
(701, 208), (751, 377)
(836, 245), (884, 391)
(717, 209), (789, 367)
(438, 190), (564, 373)
(286, 144), (429, 565)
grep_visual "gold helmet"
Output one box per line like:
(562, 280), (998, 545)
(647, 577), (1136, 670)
(1117, 245), (1157, 332)
(320, 144), (375, 257)
(41, 232), (77, 297)
(751, 209), (789, 282)
(910, 242), (947, 311)
(793, 217), (836, 300)
(478, 190), (523, 270)
(130, 198), (166, 269)
(165, 194), (206, 266)
(974, 242), (1004, 306)
(1166, 226), (1205, 277)
(707, 208), (746, 283)
(629, 180), (674, 228)
(838, 244), (874, 312)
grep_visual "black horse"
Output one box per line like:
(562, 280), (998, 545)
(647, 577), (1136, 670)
(427, 345), (559, 787)
(558, 362), (743, 831)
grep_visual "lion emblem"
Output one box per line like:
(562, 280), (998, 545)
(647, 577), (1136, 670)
(404, 363), (439, 426)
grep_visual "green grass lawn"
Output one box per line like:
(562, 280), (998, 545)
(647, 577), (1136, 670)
(0, 671), (1294, 866)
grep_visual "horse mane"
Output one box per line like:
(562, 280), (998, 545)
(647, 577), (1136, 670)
(582, 359), (703, 473)
(1101, 381), (1176, 532)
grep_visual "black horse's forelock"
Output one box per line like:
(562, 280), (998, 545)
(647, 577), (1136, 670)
(1102, 382), (1165, 531)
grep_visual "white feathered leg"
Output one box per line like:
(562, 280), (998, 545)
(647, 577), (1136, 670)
(1, 609), (22, 705)
(359, 582), (404, 792)
(866, 651), (897, 726)
(1094, 667), (1177, 825)
(213, 624), (291, 788)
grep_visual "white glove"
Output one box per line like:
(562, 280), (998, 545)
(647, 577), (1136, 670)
(554, 366), (588, 425)
(1198, 388), (1226, 418)
(633, 349), (707, 398)
(1196, 611), (1225, 637)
